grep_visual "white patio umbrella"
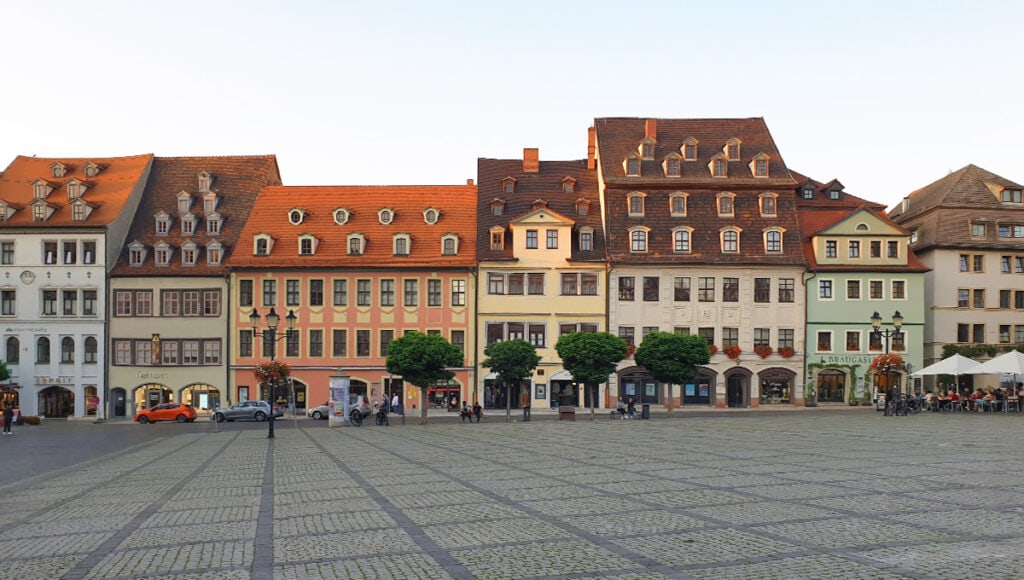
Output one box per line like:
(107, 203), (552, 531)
(964, 350), (1024, 375)
(910, 354), (980, 377)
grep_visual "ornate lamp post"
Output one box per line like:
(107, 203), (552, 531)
(870, 310), (904, 405)
(250, 307), (297, 439)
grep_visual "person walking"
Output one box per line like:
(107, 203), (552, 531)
(391, 393), (399, 414)
(521, 391), (531, 422)
(2, 405), (13, 435)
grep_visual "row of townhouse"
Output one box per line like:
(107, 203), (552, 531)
(0, 117), (1019, 419)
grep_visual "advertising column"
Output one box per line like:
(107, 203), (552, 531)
(328, 371), (350, 427)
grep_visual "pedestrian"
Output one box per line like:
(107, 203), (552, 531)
(473, 401), (482, 423)
(521, 390), (531, 422)
(627, 397), (636, 419)
(460, 401), (473, 422)
(391, 393), (399, 414)
(2, 404), (13, 435)
(616, 397), (627, 419)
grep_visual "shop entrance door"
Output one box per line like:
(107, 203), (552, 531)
(727, 375), (745, 408)
(112, 388), (126, 417)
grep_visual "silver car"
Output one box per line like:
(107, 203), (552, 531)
(306, 396), (372, 421)
(213, 400), (284, 422)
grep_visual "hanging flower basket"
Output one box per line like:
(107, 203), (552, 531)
(754, 345), (773, 359)
(724, 345), (742, 360)
(870, 352), (904, 373)
(626, 343), (637, 358)
(255, 360), (291, 385)
(708, 344), (718, 355)
(778, 346), (795, 358)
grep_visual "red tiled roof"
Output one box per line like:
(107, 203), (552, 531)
(0, 154), (153, 227)
(228, 185), (478, 269)
(476, 157), (604, 262)
(797, 207), (928, 272)
(111, 156), (282, 276)
(790, 170), (886, 210)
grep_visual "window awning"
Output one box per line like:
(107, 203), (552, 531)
(483, 372), (498, 380)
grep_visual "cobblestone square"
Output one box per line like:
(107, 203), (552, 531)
(2, 410), (1023, 578)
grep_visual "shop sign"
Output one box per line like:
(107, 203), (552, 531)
(35, 376), (74, 385)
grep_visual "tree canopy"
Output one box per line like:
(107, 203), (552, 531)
(386, 331), (464, 424)
(555, 331), (627, 419)
(634, 332), (710, 385)
(482, 339), (540, 421)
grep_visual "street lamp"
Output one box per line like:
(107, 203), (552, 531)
(870, 310), (904, 405)
(250, 307), (297, 438)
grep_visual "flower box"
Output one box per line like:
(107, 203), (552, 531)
(754, 345), (773, 359)
(723, 345), (742, 360)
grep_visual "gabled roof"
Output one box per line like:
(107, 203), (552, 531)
(0, 154), (153, 227)
(229, 185), (477, 269)
(477, 157), (604, 262)
(111, 155), (282, 276)
(889, 164), (1024, 222)
(593, 117), (797, 188)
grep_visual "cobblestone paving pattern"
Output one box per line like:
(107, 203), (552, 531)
(2, 412), (1024, 578)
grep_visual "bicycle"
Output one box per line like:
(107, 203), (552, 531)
(375, 407), (389, 426)
(349, 409), (363, 426)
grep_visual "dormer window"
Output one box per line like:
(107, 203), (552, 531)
(155, 212), (171, 236)
(254, 234), (274, 256)
(378, 208), (394, 225)
(128, 242), (147, 267)
(181, 213), (195, 236)
(717, 193), (736, 217)
(288, 209), (306, 225)
(759, 192), (778, 217)
(490, 226), (505, 251)
(423, 208), (439, 224)
(154, 242), (171, 267)
(562, 177), (576, 193)
(828, 187), (841, 200)
(206, 241), (223, 266)
(177, 192), (192, 214)
(50, 162), (68, 178)
(670, 192), (688, 217)
(801, 186), (815, 199)
(32, 203), (47, 222)
(1002, 188), (1023, 203)
(672, 226), (693, 253)
(393, 233), (410, 256)
(206, 212), (222, 235)
(83, 161), (101, 178)
(70, 200), (90, 221)
(640, 138), (655, 160)
(725, 138), (741, 160)
(299, 234), (319, 255)
(441, 234), (459, 256)
(501, 177), (517, 194)
(347, 233), (365, 255)
(710, 156), (727, 177)
(749, 153), (770, 178)
(627, 192), (646, 217)
(624, 153), (641, 176)
(66, 179), (86, 200)
(682, 138), (698, 161)
(333, 208), (350, 225)
(198, 171), (212, 193)
(575, 199), (590, 216)
(0, 202), (10, 222)
(181, 241), (197, 267)
(663, 153), (682, 177)
(579, 226), (594, 251)
(720, 227), (742, 253)
(490, 199), (505, 216)
(203, 192), (218, 213)
(764, 227), (785, 253)
(32, 179), (53, 200)
(629, 226), (650, 253)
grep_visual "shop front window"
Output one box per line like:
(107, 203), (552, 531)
(816, 370), (846, 403)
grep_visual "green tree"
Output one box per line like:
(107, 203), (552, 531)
(482, 339), (540, 423)
(555, 332), (627, 421)
(634, 332), (711, 416)
(0, 360), (9, 383)
(385, 331), (464, 425)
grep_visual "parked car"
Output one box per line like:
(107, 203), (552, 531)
(306, 395), (373, 421)
(135, 403), (197, 424)
(212, 400), (284, 423)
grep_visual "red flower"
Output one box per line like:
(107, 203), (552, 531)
(254, 361), (291, 384)
(754, 345), (773, 359)
(708, 344), (719, 355)
(724, 345), (742, 360)
(870, 353), (904, 373)
(778, 346), (795, 358)
(626, 343), (637, 358)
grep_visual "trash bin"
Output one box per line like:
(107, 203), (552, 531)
(559, 405), (576, 421)
(641, 403), (650, 419)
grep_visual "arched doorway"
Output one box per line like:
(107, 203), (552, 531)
(618, 366), (661, 406)
(134, 383), (172, 413)
(1, 383), (22, 411)
(816, 369), (846, 403)
(725, 369), (751, 408)
(682, 368), (716, 407)
(181, 383), (221, 413)
(38, 386), (74, 417)
(111, 388), (127, 417)
(760, 368), (798, 405)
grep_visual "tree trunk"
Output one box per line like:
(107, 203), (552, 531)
(590, 383), (596, 421)
(420, 386), (429, 425)
(666, 382), (674, 417)
(505, 382), (511, 423)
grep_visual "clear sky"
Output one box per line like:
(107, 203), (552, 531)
(3, 0), (1022, 210)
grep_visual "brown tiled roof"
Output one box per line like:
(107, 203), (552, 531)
(594, 117), (798, 188)
(228, 185), (477, 269)
(889, 164), (1024, 222)
(476, 157), (604, 262)
(0, 154), (153, 227)
(595, 117), (803, 266)
(790, 170), (886, 211)
(112, 156), (282, 276)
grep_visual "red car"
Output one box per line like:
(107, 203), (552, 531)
(134, 403), (197, 424)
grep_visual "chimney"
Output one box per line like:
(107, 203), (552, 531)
(587, 127), (596, 170)
(645, 119), (657, 141)
(523, 148), (539, 173)
(466, 178), (474, 186)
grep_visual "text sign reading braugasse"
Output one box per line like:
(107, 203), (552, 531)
(818, 355), (874, 365)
